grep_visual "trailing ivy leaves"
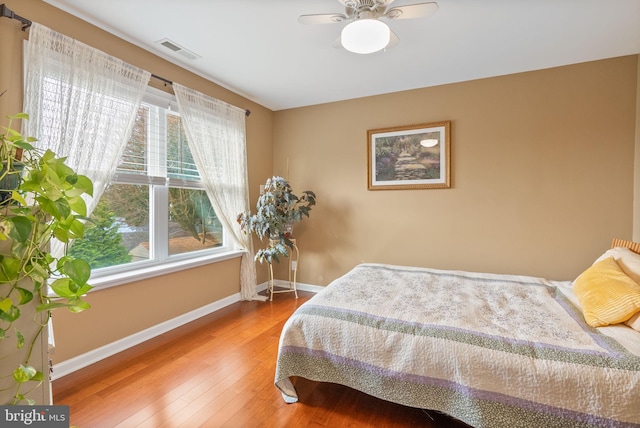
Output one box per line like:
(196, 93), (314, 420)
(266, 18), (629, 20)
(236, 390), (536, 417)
(39, 298), (90, 314)
(0, 255), (20, 281)
(0, 289), (33, 323)
(2, 215), (32, 243)
(0, 304), (19, 322)
(12, 364), (41, 383)
(0, 297), (12, 312)
(59, 257), (91, 285)
(16, 287), (33, 305)
(15, 329), (24, 349)
(0, 113), (94, 404)
(42, 257), (94, 311)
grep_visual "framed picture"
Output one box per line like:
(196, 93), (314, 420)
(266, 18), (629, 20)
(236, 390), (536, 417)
(367, 121), (451, 190)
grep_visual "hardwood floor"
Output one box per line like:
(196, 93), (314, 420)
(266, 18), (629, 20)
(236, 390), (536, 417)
(53, 290), (470, 427)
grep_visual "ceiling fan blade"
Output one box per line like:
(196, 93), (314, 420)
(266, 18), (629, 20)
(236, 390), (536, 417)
(386, 29), (400, 49)
(385, 2), (439, 20)
(298, 13), (349, 25)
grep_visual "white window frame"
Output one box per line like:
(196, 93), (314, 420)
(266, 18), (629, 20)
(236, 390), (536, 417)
(87, 87), (243, 290)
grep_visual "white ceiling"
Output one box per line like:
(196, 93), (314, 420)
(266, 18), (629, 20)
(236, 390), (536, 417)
(43, 0), (640, 111)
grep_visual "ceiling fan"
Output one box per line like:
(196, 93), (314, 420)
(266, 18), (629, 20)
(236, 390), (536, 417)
(298, 0), (439, 54)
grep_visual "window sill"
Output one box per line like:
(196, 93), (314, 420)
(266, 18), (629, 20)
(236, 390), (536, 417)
(85, 250), (245, 292)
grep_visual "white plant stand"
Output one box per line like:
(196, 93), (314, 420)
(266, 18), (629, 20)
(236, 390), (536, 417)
(267, 239), (299, 301)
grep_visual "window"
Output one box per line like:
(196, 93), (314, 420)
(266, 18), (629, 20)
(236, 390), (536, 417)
(69, 88), (229, 277)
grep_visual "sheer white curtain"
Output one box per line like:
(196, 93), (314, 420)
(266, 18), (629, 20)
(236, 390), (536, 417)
(173, 83), (261, 301)
(22, 23), (151, 256)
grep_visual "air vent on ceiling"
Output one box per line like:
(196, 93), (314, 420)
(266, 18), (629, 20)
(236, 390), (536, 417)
(156, 38), (201, 60)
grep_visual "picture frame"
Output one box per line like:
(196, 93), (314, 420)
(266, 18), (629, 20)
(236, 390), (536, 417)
(367, 121), (451, 190)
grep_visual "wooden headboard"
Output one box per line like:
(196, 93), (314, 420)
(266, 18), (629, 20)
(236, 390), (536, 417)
(611, 238), (640, 254)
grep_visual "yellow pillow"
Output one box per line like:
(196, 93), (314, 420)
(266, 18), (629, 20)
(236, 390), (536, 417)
(594, 247), (640, 285)
(573, 257), (640, 327)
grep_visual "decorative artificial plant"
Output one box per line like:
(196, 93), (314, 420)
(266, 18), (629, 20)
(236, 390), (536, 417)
(237, 176), (316, 263)
(0, 113), (94, 404)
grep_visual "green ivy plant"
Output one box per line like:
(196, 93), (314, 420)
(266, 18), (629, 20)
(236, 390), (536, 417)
(237, 176), (316, 264)
(0, 113), (94, 405)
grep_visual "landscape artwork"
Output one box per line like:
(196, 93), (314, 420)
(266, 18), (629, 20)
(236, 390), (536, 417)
(367, 121), (451, 190)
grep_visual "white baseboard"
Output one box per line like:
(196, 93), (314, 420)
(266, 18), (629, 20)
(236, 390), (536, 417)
(270, 279), (325, 293)
(52, 292), (243, 380)
(52, 280), (322, 380)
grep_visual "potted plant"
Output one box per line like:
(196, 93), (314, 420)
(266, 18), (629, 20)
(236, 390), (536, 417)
(237, 176), (316, 264)
(0, 113), (94, 405)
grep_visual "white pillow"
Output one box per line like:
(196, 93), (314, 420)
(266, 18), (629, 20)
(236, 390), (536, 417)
(594, 247), (640, 285)
(626, 312), (640, 332)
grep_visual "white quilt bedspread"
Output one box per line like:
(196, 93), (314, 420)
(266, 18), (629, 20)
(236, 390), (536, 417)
(274, 263), (640, 427)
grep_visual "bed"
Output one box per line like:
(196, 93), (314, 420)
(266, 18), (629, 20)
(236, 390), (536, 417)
(274, 239), (640, 427)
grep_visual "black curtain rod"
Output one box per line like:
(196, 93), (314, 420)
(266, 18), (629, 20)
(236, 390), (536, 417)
(151, 74), (251, 117)
(0, 4), (32, 31)
(151, 73), (173, 86)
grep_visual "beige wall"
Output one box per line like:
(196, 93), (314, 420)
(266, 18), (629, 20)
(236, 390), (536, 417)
(0, 0), (273, 363)
(635, 54), (640, 242)
(2, 0), (639, 364)
(274, 56), (638, 285)
(52, 259), (241, 359)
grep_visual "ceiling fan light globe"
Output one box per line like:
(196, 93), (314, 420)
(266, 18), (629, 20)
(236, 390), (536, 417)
(341, 19), (390, 54)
